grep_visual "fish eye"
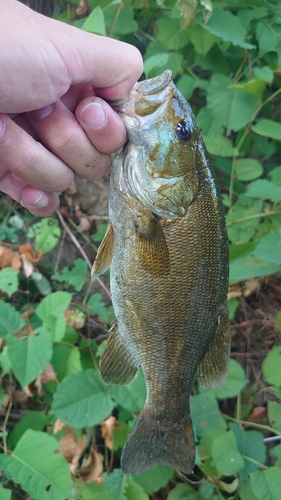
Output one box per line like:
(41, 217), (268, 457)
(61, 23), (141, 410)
(175, 120), (192, 141)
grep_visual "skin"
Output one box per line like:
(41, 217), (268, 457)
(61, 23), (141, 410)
(0, 0), (143, 216)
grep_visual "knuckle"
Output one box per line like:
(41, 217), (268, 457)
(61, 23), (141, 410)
(9, 143), (38, 177)
(49, 123), (80, 154)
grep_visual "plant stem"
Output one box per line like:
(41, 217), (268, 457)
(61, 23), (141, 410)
(236, 392), (241, 421)
(242, 453), (268, 470)
(109, 3), (122, 38)
(224, 414), (281, 436)
(226, 210), (281, 226)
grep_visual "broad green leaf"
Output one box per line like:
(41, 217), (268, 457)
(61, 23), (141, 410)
(0, 267), (19, 297)
(247, 179), (281, 201)
(198, 480), (218, 500)
(76, 469), (127, 500)
(208, 359), (248, 399)
(108, 370), (146, 413)
(228, 297), (239, 321)
(43, 313), (66, 342)
(190, 392), (227, 437)
(197, 107), (224, 137)
(250, 467), (281, 500)
(31, 272), (52, 295)
(8, 411), (49, 451)
(51, 368), (114, 427)
(211, 430), (244, 475)
(190, 23), (216, 55)
(114, 422), (131, 451)
(0, 345), (12, 374)
(0, 430), (72, 500)
(52, 258), (88, 292)
(0, 485), (12, 500)
(256, 22), (277, 54)
(238, 479), (259, 500)
(36, 291), (72, 320)
(114, 6), (138, 35)
(252, 120), (281, 141)
(51, 344), (82, 382)
(204, 135), (239, 157)
(230, 254), (281, 283)
(234, 158), (263, 181)
(262, 344), (281, 386)
(125, 477), (149, 500)
(82, 6), (106, 35)
(199, 7), (255, 49)
(254, 229), (281, 264)
(132, 464), (174, 494)
(87, 292), (113, 324)
(269, 444), (281, 467)
(253, 66), (274, 83)
(229, 423), (266, 480)
(269, 166), (281, 187)
(7, 331), (52, 388)
(157, 18), (190, 50)
(177, 74), (196, 100)
(268, 401), (281, 432)
(28, 218), (60, 253)
(226, 203), (260, 244)
(0, 299), (25, 338)
(229, 79), (265, 97)
(144, 53), (170, 75)
(167, 482), (197, 500)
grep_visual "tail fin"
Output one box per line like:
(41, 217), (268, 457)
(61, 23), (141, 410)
(121, 408), (195, 475)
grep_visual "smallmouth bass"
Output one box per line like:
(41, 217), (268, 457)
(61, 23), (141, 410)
(92, 70), (230, 475)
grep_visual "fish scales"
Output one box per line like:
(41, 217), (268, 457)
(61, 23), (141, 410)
(92, 70), (230, 475)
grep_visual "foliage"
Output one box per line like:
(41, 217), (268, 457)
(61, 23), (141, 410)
(1, 0), (281, 499)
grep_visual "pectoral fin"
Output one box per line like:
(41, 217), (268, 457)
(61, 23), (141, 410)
(100, 320), (138, 385)
(134, 212), (170, 274)
(91, 223), (114, 279)
(197, 305), (230, 388)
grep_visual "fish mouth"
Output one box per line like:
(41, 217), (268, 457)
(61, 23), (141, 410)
(112, 70), (174, 124)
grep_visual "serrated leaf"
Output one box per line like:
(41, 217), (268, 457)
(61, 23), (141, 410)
(229, 423), (266, 480)
(262, 344), (281, 386)
(87, 293), (112, 324)
(0, 267), (19, 296)
(125, 477), (149, 500)
(229, 79), (265, 97)
(7, 331), (53, 388)
(208, 359), (248, 399)
(28, 218), (60, 254)
(167, 482), (197, 499)
(108, 370), (146, 413)
(132, 464), (174, 494)
(157, 18), (190, 50)
(247, 179), (281, 201)
(234, 158), (263, 181)
(52, 258), (88, 292)
(0, 299), (26, 338)
(268, 401), (281, 432)
(199, 7), (255, 49)
(203, 135), (239, 157)
(190, 23), (216, 55)
(190, 392), (227, 437)
(211, 430), (244, 475)
(177, 74), (196, 100)
(0, 430), (72, 500)
(250, 467), (281, 500)
(230, 254), (281, 283)
(114, 6), (137, 35)
(254, 229), (281, 264)
(144, 53), (170, 75)
(51, 369), (114, 427)
(36, 291), (72, 320)
(82, 6), (106, 35)
(252, 119), (281, 141)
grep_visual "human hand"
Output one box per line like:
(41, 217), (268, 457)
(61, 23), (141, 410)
(0, 0), (143, 216)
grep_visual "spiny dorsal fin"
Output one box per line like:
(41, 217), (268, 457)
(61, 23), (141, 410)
(134, 212), (170, 275)
(91, 223), (114, 279)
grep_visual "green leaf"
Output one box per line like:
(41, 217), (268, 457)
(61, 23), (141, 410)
(246, 179), (281, 201)
(51, 368), (114, 427)
(238, 479), (259, 500)
(228, 298), (239, 321)
(36, 291), (72, 320)
(167, 482), (197, 500)
(234, 159), (263, 181)
(125, 477), (149, 500)
(177, 74), (196, 100)
(190, 392), (227, 437)
(204, 135), (239, 157)
(51, 344), (82, 381)
(252, 120), (281, 141)
(199, 7), (255, 49)
(0, 430), (72, 500)
(269, 444), (281, 468)
(250, 467), (281, 500)
(114, 6), (138, 35)
(82, 6), (106, 35)
(7, 331), (52, 388)
(87, 293), (112, 324)
(8, 411), (49, 451)
(229, 423), (266, 480)
(269, 166), (281, 187)
(254, 229), (281, 264)
(31, 272), (52, 296)
(190, 23), (216, 55)
(132, 464), (174, 494)
(52, 258), (88, 292)
(197, 107), (224, 137)
(211, 430), (244, 475)
(157, 18), (190, 50)
(208, 359), (248, 399)
(230, 254), (281, 283)
(226, 203), (260, 244)
(28, 218), (61, 253)
(253, 67), (274, 83)
(0, 485), (12, 500)
(229, 79), (265, 97)
(108, 370), (146, 413)
(268, 401), (281, 432)
(0, 267), (19, 296)
(256, 22), (277, 54)
(0, 299), (26, 338)
(144, 53), (170, 75)
(76, 469), (127, 500)
(44, 314), (66, 342)
(263, 345), (281, 385)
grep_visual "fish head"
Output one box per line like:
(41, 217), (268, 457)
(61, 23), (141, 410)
(113, 70), (202, 219)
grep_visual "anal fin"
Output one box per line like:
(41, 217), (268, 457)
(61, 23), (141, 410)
(100, 320), (138, 385)
(91, 222), (114, 279)
(197, 304), (230, 388)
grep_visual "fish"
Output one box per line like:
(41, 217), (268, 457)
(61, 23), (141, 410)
(92, 70), (230, 475)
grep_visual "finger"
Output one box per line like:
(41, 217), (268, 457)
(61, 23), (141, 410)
(28, 99), (122, 179)
(0, 167), (60, 217)
(0, 113), (74, 192)
(76, 96), (127, 154)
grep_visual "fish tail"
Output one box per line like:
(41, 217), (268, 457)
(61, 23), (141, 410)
(121, 407), (195, 475)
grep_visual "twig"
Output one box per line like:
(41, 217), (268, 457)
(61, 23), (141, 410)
(56, 210), (111, 299)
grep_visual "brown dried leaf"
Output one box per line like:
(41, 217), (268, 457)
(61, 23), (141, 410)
(21, 254), (34, 278)
(0, 245), (21, 273)
(19, 244), (43, 263)
(60, 426), (85, 474)
(247, 406), (267, 423)
(77, 447), (104, 483)
(78, 216), (92, 233)
(76, 0), (90, 16)
(65, 180), (78, 196)
(53, 419), (65, 434)
(243, 278), (259, 298)
(228, 284), (242, 300)
(34, 363), (57, 396)
(65, 309), (85, 329)
(101, 416), (118, 450)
